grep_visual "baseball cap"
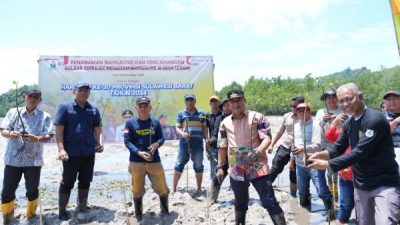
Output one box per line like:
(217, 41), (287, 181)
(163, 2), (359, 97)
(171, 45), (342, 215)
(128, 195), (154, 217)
(227, 89), (244, 100)
(23, 88), (41, 96)
(184, 93), (196, 100)
(219, 98), (229, 110)
(296, 103), (311, 111)
(136, 96), (151, 104)
(320, 88), (337, 101)
(291, 96), (305, 103)
(383, 90), (400, 99)
(209, 95), (220, 102)
(75, 81), (91, 89)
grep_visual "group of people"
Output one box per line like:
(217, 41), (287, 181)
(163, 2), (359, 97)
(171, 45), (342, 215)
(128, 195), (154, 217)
(0, 81), (399, 225)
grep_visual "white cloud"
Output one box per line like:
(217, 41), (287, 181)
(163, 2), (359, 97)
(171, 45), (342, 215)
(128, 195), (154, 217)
(165, 0), (186, 13)
(197, 25), (218, 35)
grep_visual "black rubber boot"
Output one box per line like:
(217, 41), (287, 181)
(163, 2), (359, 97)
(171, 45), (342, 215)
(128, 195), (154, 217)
(78, 189), (90, 212)
(210, 184), (220, 203)
(159, 195), (169, 216)
(235, 210), (246, 225)
(323, 199), (336, 222)
(134, 197), (143, 221)
(299, 194), (311, 207)
(271, 212), (287, 225)
(58, 192), (71, 221)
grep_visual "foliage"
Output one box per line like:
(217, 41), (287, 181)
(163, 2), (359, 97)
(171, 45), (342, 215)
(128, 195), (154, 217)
(218, 65), (400, 115)
(0, 85), (35, 117)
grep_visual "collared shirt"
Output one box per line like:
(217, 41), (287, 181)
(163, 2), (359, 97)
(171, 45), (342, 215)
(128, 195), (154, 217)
(277, 112), (299, 149)
(54, 100), (101, 157)
(218, 110), (272, 181)
(175, 108), (207, 146)
(315, 107), (341, 150)
(384, 111), (400, 147)
(0, 107), (54, 167)
(293, 118), (322, 167)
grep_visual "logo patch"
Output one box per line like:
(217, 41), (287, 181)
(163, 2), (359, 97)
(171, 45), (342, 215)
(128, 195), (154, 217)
(365, 129), (374, 138)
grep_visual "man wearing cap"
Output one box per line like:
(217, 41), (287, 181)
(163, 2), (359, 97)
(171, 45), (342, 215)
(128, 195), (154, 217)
(173, 93), (208, 193)
(0, 88), (54, 224)
(209, 98), (231, 202)
(216, 89), (286, 225)
(267, 96), (304, 197)
(159, 114), (177, 140)
(206, 96), (222, 181)
(124, 97), (169, 222)
(115, 110), (134, 142)
(383, 90), (400, 171)
(314, 88), (342, 203)
(54, 82), (104, 220)
(308, 83), (400, 225)
(292, 103), (335, 221)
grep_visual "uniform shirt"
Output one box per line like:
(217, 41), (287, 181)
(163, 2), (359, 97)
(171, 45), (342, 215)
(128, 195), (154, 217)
(1, 107), (54, 167)
(124, 116), (165, 163)
(218, 110), (272, 181)
(206, 110), (222, 149)
(277, 112), (299, 149)
(384, 111), (400, 147)
(54, 100), (101, 157)
(328, 108), (400, 191)
(315, 107), (341, 150)
(175, 108), (207, 146)
(293, 119), (322, 167)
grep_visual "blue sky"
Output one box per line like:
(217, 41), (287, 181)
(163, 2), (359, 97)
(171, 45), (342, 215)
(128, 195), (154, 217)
(0, 0), (398, 93)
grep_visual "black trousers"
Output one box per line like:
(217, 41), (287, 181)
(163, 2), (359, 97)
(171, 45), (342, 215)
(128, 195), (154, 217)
(59, 155), (95, 193)
(1, 165), (41, 203)
(270, 145), (297, 183)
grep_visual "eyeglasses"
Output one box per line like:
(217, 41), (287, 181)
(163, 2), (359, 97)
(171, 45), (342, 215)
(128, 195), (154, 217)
(229, 98), (244, 104)
(27, 94), (40, 99)
(338, 95), (357, 105)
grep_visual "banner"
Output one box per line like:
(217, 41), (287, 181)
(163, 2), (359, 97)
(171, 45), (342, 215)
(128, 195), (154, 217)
(391, 0), (400, 55)
(38, 56), (214, 141)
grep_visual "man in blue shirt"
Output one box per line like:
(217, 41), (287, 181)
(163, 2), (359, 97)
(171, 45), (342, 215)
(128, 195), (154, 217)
(54, 82), (104, 220)
(124, 96), (169, 222)
(173, 93), (208, 193)
(0, 88), (54, 224)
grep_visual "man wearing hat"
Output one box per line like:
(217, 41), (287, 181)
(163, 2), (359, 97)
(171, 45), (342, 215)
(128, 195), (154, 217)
(292, 102), (335, 221)
(115, 110), (134, 142)
(54, 82), (104, 220)
(216, 89), (286, 224)
(209, 98), (231, 202)
(383, 90), (400, 170)
(0, 88), (54, 224)
(315, 87), (341, 202)
(206, 95), (222, 181)
(267, 96), (304, 197)
(124, 96), (169, 222)
(173, 93), (208, 193)
(308, 83), (400, 225)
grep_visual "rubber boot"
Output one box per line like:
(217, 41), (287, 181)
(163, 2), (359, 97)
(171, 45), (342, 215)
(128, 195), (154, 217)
(323, 199), (336, 222)
(78, 189), (90, 212)
(210, 184), (220, 203)
(270, 212), (287, 225)
(27, 199), (38, 219)
(289, 182), (297, 198)
(159, 195), (169, 216)
(58, 192), (71, 221)
(235, 210), (246, 225)
(134, 197), (143, 221)
(2, 199), (15, 225)
(299, 194), (311, 207)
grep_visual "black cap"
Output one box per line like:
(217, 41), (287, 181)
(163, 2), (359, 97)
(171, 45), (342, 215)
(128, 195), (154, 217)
(136, 96), (151, 104)
(219, 98), (229, 110)
(383, 90), (400, 99)
(23, 88), (42, 96)
(121, 110), (134, 117)
(159, 114), (167, 119)
(227, 89), (244, 100)
(291, 96), (305, 103)
(320, 88), (336, 101)
(75, 81), (91, 89)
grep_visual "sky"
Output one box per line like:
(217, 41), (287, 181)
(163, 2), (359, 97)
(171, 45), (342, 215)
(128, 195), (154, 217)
(0, 0), (398, 93)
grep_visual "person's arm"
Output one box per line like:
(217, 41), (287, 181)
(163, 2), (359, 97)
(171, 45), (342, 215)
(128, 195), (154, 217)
(0, 109), (22, 139)
(211, 116), (222, 145)
(54, 104), (69, 161)
(148, 121), (165, 155)
(267, 115), (286, 153)
(39, 113), (54, 142)
(389, 117), (400, 133)
(255, 113), (272, 153)
(175, 113), (189, 139)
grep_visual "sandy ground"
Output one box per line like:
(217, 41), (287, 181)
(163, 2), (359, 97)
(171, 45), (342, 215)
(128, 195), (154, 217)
(0, 116), (357, 225)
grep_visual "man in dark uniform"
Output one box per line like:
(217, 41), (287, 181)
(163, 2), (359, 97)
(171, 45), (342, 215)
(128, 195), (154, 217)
(54, 82), (104, 220)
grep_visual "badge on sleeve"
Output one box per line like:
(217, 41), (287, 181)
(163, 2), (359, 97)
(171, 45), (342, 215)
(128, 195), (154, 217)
(365, 129), (374, 138)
